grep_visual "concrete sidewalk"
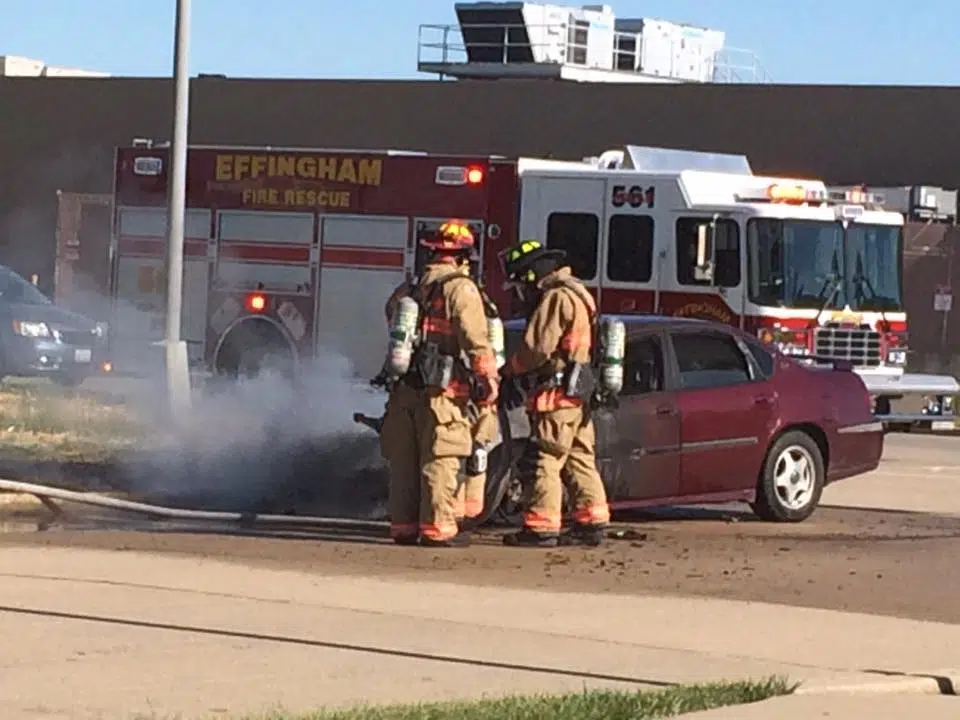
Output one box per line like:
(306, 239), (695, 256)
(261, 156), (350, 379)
(0, 545), (956, 719)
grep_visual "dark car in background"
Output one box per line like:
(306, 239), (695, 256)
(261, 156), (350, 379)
(0, 265), (107, 387)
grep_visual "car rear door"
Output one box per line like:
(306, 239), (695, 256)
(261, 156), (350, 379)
(667, 328), (777, 496)
(610, 330), (681, 501)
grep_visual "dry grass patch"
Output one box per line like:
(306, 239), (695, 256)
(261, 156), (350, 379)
(0, 381), (147, 462)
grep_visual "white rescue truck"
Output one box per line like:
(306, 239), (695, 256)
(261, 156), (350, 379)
(106, 141), (957, 425)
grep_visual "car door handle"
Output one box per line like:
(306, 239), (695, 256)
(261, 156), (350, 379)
(656, 405), (676, 416)
(754, 395), (773, 406)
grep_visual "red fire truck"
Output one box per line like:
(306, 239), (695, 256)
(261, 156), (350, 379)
(108, 140), (957, 419)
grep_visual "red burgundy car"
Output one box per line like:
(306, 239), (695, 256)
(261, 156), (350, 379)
(354, 315), (884, 526)
(485, 315), (884, 526)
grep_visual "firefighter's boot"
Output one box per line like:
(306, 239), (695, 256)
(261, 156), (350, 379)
(557, 523), (605, 547)
(502, 528), (559, 547)
(421, 528), (472, 548)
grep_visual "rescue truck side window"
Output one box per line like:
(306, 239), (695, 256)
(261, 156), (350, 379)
(607, 215), (654, 283)
(675, 217), (741, 288)
(546, 212), (598, 280)
(670, 331), (752, 390)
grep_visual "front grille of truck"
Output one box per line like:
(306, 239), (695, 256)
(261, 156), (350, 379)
(813, 325), (883, 366)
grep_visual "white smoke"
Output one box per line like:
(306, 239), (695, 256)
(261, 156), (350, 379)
(115, 346), (391, 519)
(47, 239), (391, 520)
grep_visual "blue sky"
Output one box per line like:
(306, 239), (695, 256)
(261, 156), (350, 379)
(1, 0), (956, 84)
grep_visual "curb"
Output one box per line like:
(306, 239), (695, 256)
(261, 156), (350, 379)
(796, 671), (958, 697)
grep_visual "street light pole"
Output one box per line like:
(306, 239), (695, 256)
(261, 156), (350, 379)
(163, 0), (192, 418)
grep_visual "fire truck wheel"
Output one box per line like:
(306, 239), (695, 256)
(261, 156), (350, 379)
(750, 429), (825, 523)
(214, 319), (296, 381)
(237, 345), (295, 381)
(51, 373), (86, 388)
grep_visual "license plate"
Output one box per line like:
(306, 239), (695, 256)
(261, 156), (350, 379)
(74, 348), (92, 363)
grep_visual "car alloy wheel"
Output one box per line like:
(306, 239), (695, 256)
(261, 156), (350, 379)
(751, 429), (825, 523)
(773, 445), (816, 511)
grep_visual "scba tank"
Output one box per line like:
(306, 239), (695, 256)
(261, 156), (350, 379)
(384, 296), (420, 377)
(487, 317), (506, 369)
(598, 318), (626, 395)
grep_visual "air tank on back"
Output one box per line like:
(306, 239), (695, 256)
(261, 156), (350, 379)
(597, 317), (626, 396)
(487, 316), (506, 369)
(383, 295), (420, 378)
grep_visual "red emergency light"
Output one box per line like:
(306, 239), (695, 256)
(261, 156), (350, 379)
(466, 166), (484, 184)
(246, 292), (267, 312)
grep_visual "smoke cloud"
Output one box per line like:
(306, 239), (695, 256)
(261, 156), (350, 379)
(119, 348), (391, 520)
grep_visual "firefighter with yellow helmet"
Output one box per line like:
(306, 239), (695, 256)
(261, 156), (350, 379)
(498, 238), (613, 547)
(376, 220), (500, 547)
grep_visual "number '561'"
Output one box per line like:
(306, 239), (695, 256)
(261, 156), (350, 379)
(612, 185), (655, 208)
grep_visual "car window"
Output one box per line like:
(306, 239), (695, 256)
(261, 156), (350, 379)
(744, 338), (776, 377)
(622, 335), (665, 396)
(671, 332), (752, 390)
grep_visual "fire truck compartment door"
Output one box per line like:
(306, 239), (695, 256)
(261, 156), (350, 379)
(519, 175), (605, 289)
(113, 207), (212, 368)
(316, 215), (407, 380)
(215, 210), (314, 292)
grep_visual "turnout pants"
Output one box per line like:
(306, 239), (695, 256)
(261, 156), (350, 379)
(456, 404), (498, 521)
(518, 405), (610, 536)
(380, 385), (473, 541)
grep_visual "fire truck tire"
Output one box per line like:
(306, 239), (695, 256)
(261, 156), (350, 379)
(750, 429), (825, 523)
(51, 373), (86, 388)
(214, 318), (296, 381)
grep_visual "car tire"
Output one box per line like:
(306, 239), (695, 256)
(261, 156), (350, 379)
(750, 430), (825, 523)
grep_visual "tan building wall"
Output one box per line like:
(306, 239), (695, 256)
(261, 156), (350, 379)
(1, 76), (958, 295)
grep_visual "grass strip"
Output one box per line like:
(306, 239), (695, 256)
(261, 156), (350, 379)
(0, 382), (145, 462)
(246, 676), (793, 720)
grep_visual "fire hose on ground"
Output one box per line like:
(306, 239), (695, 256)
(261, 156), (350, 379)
(0, 478), (389, 532)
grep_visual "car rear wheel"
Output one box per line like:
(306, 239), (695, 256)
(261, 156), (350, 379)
(750, 430), (825, 523)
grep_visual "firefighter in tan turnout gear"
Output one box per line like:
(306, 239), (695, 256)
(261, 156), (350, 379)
(498, 239), (612, 547)
(375, 220), (500, 547)
(382, 265), (503, 526)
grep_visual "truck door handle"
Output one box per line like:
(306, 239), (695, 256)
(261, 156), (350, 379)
(656, 405), (676, 416)
(754, 395), (773, 406)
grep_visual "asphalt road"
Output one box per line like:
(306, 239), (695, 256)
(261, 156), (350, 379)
(1, 432), (958, 625)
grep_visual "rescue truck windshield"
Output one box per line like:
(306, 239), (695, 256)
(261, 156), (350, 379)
(843, 223), (903, 312)
(747, 219), (904, 313)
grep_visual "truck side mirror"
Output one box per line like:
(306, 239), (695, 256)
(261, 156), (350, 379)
(694, 223), (715, 282)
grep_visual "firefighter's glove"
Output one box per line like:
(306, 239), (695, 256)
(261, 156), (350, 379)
(473, 375), (499, 407)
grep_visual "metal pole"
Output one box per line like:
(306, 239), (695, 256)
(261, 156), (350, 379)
(163, 0), (192, 417)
